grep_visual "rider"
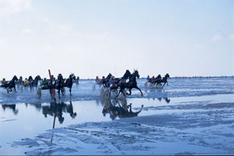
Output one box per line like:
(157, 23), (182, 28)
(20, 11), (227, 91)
(95, 76), (100, 83)
(147, 75), (150, 82)
(155, 74), (162, 82)
(57, 74), (64, 89)
(19, 76), (23, 85)
(76, 76), (80, 84)
(99, 76), (105, 85)
(120, 69), (131, 84)
(41, 78), (49, 88)
(57, 74), (64, 83)
(109, 76), (118, 89)
(28, 76), (33, 82)
(150, 76), (155, 83)
(104, 73), (112, 87)
(24, 78), (29, 86)
(1, 78), (7, 85)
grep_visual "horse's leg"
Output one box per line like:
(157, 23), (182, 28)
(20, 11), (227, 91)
(58, 88), (61, 99)
(135, 86), (143, 97)
(119, 88), (127, 97)
(115, 88), (121, 98)
(69, 87), (72, 96)
(14, 86), (17, 93)
(126, 88), (132, 95)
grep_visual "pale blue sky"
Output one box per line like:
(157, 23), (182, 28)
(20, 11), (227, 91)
(0, 0), (233, 79)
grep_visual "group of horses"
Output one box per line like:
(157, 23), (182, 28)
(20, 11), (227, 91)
(0, 70), (170, 100)
(94, 70), (170, 99)
(145, 73), (170, 89)
(37, 73), (77, 99)
(102, 99), (144, 120)
(0, 74), (78, 99)
(94, 70), (143, 99)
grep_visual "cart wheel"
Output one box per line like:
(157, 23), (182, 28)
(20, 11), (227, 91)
(104, 90), (111, 99)
(37, 89), (41, 98)
(61, 88), (66, 95)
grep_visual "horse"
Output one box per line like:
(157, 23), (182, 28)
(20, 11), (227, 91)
(145, 73), (170, 89)
(56, 74), (65, 98)
(117, 103), (144, 119)
(102, 99), (143, 120)
(64, 73), (76, 95)
(42, 101), (77, 124)
(28, 76), (33, 82)
(2, 104), (18, 115)
(116, 70), (143, 97)
(161, 73), (170, 88)
(30, 75), (42, 89)
(1, 75), (18, 93)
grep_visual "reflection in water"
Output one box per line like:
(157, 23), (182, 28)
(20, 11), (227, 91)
(2, 104), (18, 115)
(144, 87), (171, 103)
(101, 99), (144, 120)
(42, 101), (77, 124)
(156, 97), (170, 103)
(1, 101), (77, 125)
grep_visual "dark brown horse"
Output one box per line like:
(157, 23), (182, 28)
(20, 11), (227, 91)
(116, 70), (143, 97)
(1, 75), (18, 93)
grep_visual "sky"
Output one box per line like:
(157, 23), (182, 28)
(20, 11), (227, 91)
(0, 0), (233, 79)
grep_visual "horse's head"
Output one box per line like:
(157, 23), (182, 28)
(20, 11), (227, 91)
(165, 73), (170, 78)
(69, 73), (76, 80)
(133, 70), (140, 78)
(12, 75), (18, 81)
(28, 76), (33, 80)
(36, 75), (42, 80)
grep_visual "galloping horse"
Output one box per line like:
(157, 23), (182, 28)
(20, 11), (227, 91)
(64, 73), (76, 95)
(1, 75), (18, 93)
(146, 73), (170, 89)
(56, 74), (65, 97)
(30, 75), (42, 88)
(161, 73), (170, 88)
(116, 70), (143, 97)
(102, 100), (144, 120)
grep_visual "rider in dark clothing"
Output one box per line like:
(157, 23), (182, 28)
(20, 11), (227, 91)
(28, 76), (33, 82)
(57, 74), (64, 91)
(155, 74), (162, 83)
(57, 74), (64, 83)
(105, 73), (112, 87)
(1, 78), (7, 85)
(121, 70), (131, 84)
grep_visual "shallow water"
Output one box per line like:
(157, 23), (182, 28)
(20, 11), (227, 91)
(1, 94), (234, 154)
(0, 77), (234, 154)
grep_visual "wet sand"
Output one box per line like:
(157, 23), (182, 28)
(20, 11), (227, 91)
(1, 93), (234, 155)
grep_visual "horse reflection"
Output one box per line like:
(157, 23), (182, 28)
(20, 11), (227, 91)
(101, 99), (144, 120)
(42, 101), (77, 124)
(157, 97), (170, 103)
(2, 104), (18, 115)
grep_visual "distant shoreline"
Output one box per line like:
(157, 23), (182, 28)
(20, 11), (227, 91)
(82, 76), (234, 80)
